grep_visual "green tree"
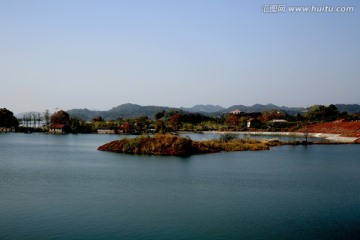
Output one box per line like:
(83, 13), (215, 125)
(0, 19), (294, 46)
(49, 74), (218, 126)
(92, 116), (104, 122)
(0, 108), (19, 128)
(69, 119), (93, 133)
(306, 104), (340, 122)
(154, 110), (165, 119)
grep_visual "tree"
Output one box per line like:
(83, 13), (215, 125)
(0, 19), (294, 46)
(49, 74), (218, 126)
(133, 116), (151, 132)
(92, 116), (104, 122)
(169, 113), (182, 130)
(225, 114), (239, 128)
(36, 113), (42, 128)
(155, 110), (165, 120)
(306, 104), (340, 122)
(302, 122), (310, 144)
(44, 110), (50, 126)
(220, 133), (237, 142)
(0, 108), (19, 128)
(69, 119), (93, 133)
(51, 110), (70, 125)
(31, 112), (37, 128)
(156, 119), (167, 133)
(122, 122), (131, 133)
(260, 110), (285, 122)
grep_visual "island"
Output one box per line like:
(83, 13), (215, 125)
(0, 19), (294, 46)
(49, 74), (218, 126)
(97, 134), (288, 156)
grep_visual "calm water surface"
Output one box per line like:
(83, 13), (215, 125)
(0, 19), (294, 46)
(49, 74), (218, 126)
(1, 133), (360, 239)
(180, 132), (325, 142)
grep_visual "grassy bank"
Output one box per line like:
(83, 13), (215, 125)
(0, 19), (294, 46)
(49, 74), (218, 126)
(97, 134), (284, 156)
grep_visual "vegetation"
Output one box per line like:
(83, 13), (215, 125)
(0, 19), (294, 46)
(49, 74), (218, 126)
(0, 108), (19, 129)
(69, 119), (93, 133)
(305, 104), (343, 122)
(98, 134), (283, 156)
(3, 104), (360, 136)
(98, 135), (193, 156)
(219, 133), (238, 142)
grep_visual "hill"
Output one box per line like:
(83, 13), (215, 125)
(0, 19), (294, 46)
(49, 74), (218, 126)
(67, 108), (101, 121)
(104, 103), (178, 119)
(67, 103), (179, 121)
(66, 103), (360, 121)
(335, 104), (360, 114)
(181, 104), (225, 113)
(219, 103), (306, 115)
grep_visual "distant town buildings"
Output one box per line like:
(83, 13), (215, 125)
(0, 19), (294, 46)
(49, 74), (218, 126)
(230, 109), (241, 115)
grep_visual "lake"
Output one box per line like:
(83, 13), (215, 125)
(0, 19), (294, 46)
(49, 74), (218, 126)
(179, 132), (325, 142)
(1, 133), (360, 239)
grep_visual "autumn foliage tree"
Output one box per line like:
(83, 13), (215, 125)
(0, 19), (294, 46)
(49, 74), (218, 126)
(121, 122), (131, 133)
(51, 110), (70, 125)
(225, 114), (239, 128)
(156, 119), (167, 133)
(169, 113), (182, 130)
(260, 110), (285, 122)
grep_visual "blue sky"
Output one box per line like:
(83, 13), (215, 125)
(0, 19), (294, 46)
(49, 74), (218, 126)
(0, 0), (359, 113)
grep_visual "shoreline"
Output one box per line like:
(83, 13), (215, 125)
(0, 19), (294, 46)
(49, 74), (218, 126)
(179, 131), (358, 143)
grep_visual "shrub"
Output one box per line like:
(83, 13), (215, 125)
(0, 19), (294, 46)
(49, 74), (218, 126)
(98, 134), (282, 156)
(219, 133), (237, 142)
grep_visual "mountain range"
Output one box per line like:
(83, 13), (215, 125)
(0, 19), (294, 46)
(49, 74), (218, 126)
(181, 104), (225, 113)
(65, 103), (360, 121)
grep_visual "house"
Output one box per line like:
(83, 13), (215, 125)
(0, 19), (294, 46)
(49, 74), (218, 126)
(0, 127), (15, 133)
(231, 109), (241, 115)
(97, 128), (116, 134)
(247, 118), (261, 128)
(270, 119), (287, 123)
(49, 124), (66, 134)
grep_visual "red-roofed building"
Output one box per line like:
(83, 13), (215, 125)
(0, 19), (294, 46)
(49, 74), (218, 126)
(49, 110), (70, 134)
(49, 124), (66, 134)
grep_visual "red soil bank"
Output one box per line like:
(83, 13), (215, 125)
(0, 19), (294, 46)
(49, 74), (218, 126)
(300, 120), (360, 138)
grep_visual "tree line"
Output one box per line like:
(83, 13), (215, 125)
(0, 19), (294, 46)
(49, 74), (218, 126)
(1, 104), (359, 134)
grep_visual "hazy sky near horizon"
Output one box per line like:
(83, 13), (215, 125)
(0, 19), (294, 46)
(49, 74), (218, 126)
(1, 0), (359, 113)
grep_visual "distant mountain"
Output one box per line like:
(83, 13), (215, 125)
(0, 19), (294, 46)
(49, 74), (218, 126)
(220, 104), (306, 115)
(335, 104), (360, 114)
(181, 104), (225, 113)
(67, 103), (180, 121)
(66, 103), (360, 121)
(104, 103), (178, 120)
(67, 108), (101, 121)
